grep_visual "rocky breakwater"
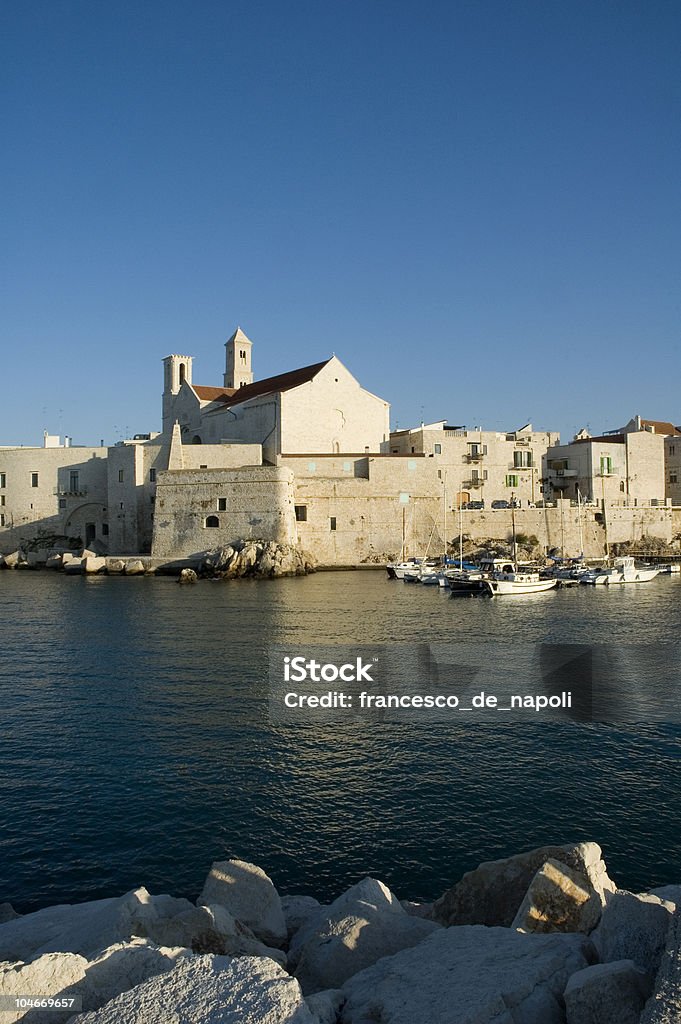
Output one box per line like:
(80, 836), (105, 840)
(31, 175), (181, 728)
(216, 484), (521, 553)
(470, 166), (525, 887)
(2, 843), (681, 1023)
(200, 541), (315, 579)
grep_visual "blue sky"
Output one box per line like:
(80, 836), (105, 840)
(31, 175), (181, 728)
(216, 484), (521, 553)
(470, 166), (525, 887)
(2, 0), (679, 446)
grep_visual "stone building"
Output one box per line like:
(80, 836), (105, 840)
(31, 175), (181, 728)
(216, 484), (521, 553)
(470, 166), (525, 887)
(620, 416), (681, 506)
(543, 427), (666, 506)
(388, 421), (560, 507)
(161, 328), (390, 460)
(0, 436), (110, 552)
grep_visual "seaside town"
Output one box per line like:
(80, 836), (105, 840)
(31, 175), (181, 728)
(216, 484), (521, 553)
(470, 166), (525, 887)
(0, 327), (679, 578)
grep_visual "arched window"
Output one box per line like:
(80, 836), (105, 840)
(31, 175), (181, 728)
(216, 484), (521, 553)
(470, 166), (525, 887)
(205, 515), (219, 528)
(192, 435), (202, 444)
(179, 363), (186, 385)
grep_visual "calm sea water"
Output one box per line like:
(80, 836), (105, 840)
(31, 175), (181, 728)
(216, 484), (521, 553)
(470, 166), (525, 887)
(1, 569), (681, 913)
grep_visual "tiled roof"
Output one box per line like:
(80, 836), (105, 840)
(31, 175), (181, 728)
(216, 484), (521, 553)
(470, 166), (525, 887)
(641, 419), (681, 436)
(216, 359), (331, 408)
(193, 385), (236, 402)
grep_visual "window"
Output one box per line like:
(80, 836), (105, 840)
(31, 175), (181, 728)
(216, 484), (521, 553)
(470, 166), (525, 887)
(513, 451), (533, 468)
(434, 443), (442, 454)
(330, 517), (337, 531)
(205, 515), (220, 528)
(0, 495), (4, 506)
(149, 468), (156, 483)
(0, 514), (4, 527)
(58, 498), (66, 509)
(506, 474), (519, 487)
(671, 473), (678, 484)
(295, 505), (307, 522)
(600, 456), (613, 476)
(118, 469), (124, 482)
(670, 445), (675, 456)
(31, 473), (39, 487)
(102, 524), (109, 536)
(199, 464), (207, 469)
(0, 473), (5, 488)
(218, 498), (227, 511)
(69, 471), (79, 492)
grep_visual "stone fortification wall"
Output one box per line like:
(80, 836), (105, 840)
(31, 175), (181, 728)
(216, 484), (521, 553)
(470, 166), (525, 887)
(152, 466), (297, 559)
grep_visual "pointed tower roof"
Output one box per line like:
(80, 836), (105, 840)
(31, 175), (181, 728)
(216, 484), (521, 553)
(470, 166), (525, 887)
(225, 326), (252, 348)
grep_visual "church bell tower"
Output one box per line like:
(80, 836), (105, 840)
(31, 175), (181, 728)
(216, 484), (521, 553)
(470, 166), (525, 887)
(224, 327), (254, 390)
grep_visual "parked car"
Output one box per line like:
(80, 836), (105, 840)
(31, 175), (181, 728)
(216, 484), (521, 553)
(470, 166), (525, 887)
(462, 500), (485, 510)
(491, 500), (510, 509)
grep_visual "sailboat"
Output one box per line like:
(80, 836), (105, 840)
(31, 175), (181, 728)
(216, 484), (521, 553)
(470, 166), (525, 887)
(483, 495), (558, 596)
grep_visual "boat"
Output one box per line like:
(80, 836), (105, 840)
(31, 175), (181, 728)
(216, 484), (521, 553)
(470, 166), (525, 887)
(580, 556), (661, 586)
(485, 570), (558, 595)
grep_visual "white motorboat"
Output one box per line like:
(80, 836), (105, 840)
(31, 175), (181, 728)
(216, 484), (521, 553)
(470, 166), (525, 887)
(580, 556), (661, 586)
(485, 570), (558, 596)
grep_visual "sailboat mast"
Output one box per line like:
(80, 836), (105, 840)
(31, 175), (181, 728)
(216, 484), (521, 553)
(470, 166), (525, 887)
(511, 493), (518, 566)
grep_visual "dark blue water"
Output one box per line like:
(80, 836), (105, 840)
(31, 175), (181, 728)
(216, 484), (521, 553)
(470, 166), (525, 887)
(1, 570), (681, 913)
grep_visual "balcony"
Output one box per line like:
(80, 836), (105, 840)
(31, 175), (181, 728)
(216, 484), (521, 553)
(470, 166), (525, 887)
(54, 487), (88, 497)
(463, 477), (484, 489)
(550, 468), (577, 478)
(466, 452), (485, 463)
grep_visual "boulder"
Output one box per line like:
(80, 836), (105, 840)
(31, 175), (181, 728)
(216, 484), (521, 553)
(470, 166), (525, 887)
(123, 560), (145, 575)
(306, 989), (344, 1024)
(178, 568), (198, 584)
(3, 551), (24, 569)
(294, 905), (438, 994)
(341, 926), (592, 1024)
(70, 954), (319, 1024)
(432, 841), (615, 928)
(83, 557), (107, 574)
(592, 890), (675, 976)
(45, 554), (64, 570)
(198, 859), (287, 948)
(26, 550), (49, 567)
(289, 878), (404, 968)
(0, 887), (283, 965)
(564, 960), (650, 1024)
(0, 950), (87, 1024)
(641, 907), (681, 1023)
(105, 559), (126, 574)
(0, 939), (186, 1024)
(512, 857), (603, 934)
(80, 549), (98, 560)
(62, 558), (84, 575)
(281, 895), (322, 939)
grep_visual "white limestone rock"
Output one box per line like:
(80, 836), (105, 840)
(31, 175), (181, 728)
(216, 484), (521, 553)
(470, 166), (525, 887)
(512, 857), (603, 934)
(288, 878), (404, 969)
(294, 906), (438, 994)
(4, 551), (25, 569)
(105, 559), (126, 574)
(281, 895), (322, 939)
(0, 887), (283, 965)
(564, 960), (650, 1024)
(341, 925), (592, 1024)
(123, 559), (145, 575)
(83, 557), (107, 574)
(63, 558), (84, 575)
(0, 951), (87, 1023)
(70, 954), (319, 1024)
(198, 859), (287, 948)
(640, 907), (681, 1023)
(45, 554), (64, 570)
(0, 939), (186, 1023)
(592, 890), (675, 976)
(432, 841), (615, 927)
(306, 988), (344, 1024)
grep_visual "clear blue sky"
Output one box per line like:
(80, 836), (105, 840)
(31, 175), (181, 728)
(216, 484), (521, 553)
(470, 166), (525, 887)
(2, 0), (679, 446)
